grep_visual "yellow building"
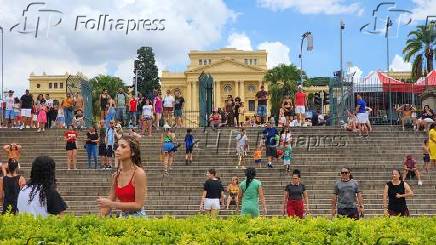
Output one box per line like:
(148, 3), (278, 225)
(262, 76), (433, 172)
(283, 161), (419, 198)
(28, 72), (85, 102)
(383, 71), (412, 82)
(161, 48), (268, 115)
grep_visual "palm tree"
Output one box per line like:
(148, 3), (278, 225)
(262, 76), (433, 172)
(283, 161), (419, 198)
(263, 64), (302, 118)
(403, 24), (435, 80)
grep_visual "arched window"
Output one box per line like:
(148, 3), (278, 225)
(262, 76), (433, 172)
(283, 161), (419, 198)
(223, 84), (232, 93)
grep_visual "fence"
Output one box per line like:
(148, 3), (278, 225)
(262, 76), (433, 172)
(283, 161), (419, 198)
(330, 72), (436, 125)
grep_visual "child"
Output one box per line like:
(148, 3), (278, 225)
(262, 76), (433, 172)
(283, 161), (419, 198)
(56, 104), (65, 128)
(403, 155), (423, 186)
(226, 177), (239, 210)
(423, 139), (430, 173)
(37, 101), (47, 132)
(184, 128), (195, 165)
(254, 145), (262, 168)
(105, 121), (115, 170)
(13, 98), (21, 129)
(73, 109), (85, 129)
(278, 107), (286, 128)
(235, 128), (248, 169)
(282, 141), (293, 172)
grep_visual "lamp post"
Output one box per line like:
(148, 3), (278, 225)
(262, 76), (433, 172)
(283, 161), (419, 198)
(298, 32), (313, 84)
(339, 20), (345, 124)
(385, 17), (393, 124)
(0, 26), (3, 100)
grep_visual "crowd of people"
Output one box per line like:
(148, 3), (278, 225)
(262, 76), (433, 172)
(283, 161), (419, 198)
(0, 89), (85, 131)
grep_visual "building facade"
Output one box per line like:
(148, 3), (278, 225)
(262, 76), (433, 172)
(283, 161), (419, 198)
(160, 48), (268, 117)
(28, 72), (85, 102)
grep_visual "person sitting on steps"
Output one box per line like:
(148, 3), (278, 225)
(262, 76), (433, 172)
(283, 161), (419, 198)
(403, 155), (423, 186)
(397, 104), (417, 131)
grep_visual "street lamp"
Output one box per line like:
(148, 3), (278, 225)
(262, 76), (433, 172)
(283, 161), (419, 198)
(298, 32), (313, 84)
(385, 17), (393, 124)
(0, 26), (3, 100)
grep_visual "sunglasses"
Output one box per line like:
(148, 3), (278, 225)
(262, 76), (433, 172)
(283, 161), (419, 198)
(340, 171), (349, 174)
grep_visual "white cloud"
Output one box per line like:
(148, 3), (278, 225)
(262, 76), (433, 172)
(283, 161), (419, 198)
(257, 42), (291, 68)
(0, 0), (236, 95)
(347, 65), (363, 83)
(226, 32), (253, 51)
(390, 54), (412, 71)
(411, 0), (436, 21)
(257, 0), (363, 15)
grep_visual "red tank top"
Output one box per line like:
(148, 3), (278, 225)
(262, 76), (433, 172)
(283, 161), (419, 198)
(115, 170), (136, 202)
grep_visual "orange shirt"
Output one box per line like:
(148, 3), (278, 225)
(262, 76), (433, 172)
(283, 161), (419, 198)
(63, 98), (74, 107)
(254, 150), (262, 160)
(7, 148), (20, 160)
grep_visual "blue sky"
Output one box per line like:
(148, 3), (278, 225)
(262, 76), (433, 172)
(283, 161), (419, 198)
(200, 0), (431, 77)
(0, 0), (434, 95)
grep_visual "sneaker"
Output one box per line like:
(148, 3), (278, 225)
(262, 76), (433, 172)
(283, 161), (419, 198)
(37, 128), (41, 132)
(418, 181), (423, 186)
(42, 128), (45, 132)
(19, 125), (24, 130)
(267, 163), (273, 168)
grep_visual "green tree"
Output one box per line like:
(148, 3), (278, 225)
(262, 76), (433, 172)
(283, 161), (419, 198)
(263, 64), (303, 118)
(403, 24), (435, 80)
(89, 75), (126, 120)
(134, 47), (160, 98)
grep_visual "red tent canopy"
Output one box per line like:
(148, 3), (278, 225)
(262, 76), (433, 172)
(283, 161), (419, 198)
(378, 72), (424, 93)
(416, 70), (436, 86)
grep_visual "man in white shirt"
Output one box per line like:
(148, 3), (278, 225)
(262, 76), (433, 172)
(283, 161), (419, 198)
(5, 90), (15, 128)
(163, 89), (175, 126)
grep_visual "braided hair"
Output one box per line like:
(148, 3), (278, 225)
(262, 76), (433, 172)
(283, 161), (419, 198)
(245, 167), (256, 189)
(27, 156), (56, 206)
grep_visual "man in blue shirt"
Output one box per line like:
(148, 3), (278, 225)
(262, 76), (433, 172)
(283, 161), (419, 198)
(262, 121), (279, 168)
(105, 121), (115, 169)
(355, 94), (368, 137)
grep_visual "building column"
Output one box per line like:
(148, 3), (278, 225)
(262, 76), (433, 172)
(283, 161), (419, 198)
(215, 81), (221, 108)
(187, 81), (192, 111)
(236, 80), (240, 98)
(192, 79), (198, 111)
(240, 80), (245, 103)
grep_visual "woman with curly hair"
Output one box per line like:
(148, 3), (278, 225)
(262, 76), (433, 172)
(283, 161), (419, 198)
(17, 156), (67, 216)
(98, 135), (147, 217)
(239, 167), (267, 217)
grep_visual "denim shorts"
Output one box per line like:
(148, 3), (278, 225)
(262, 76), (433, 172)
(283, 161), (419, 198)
(119, 209), (146, 218)
(5, 110), (14, 119)
(174, 109), (183, 117)
(257, 105), (267, 117)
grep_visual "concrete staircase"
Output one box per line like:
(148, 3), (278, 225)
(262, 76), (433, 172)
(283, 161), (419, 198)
(0, 126), (434, 217)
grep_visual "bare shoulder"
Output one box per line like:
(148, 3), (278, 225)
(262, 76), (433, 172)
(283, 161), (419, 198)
(135, 167), (146, 178)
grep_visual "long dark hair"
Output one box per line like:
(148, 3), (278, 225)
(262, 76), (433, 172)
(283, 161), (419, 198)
(120, 135), (142, 167)
(27, 156), (56, 205)
(245, 167), (256, 189)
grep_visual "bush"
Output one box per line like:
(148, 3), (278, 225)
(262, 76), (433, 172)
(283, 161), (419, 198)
(0, 215), (435, 244)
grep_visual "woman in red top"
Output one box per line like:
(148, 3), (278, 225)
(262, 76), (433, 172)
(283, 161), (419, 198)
(98, 135), (147, 217)
(64, 125), (78, 170)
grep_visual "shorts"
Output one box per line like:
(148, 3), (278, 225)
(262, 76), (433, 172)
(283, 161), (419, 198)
(257, 105), (267, 117)
(287, 199), (304, 218)
(21, 109), (32, 118)
(337, 208), (359, 219)
(186, 147), (193, 154)
(203, 198), (220, 210)
(174, 109), (183, 117)
(283, 159), (291, 166)
(423, 118), (434, 123)
(255, 159), (262, 164)
(143, 115), (153, 120)
(236, 145), (246, 156)
(162, 142), (175, 152)
(164, 107), (173, 113)
(357, 112), (368, 124)
(266, 146), (276, 157)
(388, 208), (409, 217)
(66, 141), (77, 151)
(424, 153), (430, 163)
(106, 145), (114, 157)
(56, 116), (65, 124)
(5, 110), (14, 119)
(99, 144), (107, 156)
(295, 105), (305, 114)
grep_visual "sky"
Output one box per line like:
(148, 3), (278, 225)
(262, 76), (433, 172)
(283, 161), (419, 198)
(0, 0), (435, 96)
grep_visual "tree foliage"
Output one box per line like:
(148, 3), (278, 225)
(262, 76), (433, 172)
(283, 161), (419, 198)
(403, 24), (435, 80)
(134, 47), (160, 99)
(263, 64), (303, 117)
(89, 75), (126, 120)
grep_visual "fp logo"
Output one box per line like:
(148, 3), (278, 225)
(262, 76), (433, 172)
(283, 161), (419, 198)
(9, 2), (63, 38)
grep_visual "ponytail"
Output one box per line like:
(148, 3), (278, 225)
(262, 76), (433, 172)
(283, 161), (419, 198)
(245, 167), (256, 189)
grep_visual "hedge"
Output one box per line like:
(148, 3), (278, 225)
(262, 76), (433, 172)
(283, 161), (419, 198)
(0, 215), (436, 244)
